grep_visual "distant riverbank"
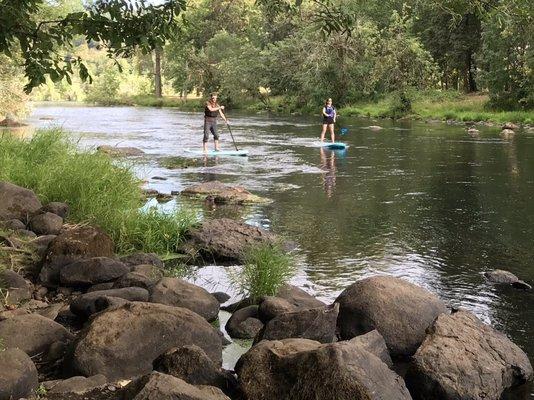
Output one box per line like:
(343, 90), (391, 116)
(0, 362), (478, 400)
(79, 90), (534, 126)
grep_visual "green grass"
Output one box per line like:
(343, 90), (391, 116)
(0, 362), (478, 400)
(231, 243), (295, 302)
(0, 129), (198, 254)
(340, 91), (534, 124)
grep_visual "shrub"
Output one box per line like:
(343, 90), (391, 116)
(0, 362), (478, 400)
(0, 129), (197, 254)
(232, 243), (295, 301)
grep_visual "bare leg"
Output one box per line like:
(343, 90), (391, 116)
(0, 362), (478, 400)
(320, 124), (327, 141)
(214, 139), (220, 151)
(329, 124), (335, 143)
(203, 142), (208, 152)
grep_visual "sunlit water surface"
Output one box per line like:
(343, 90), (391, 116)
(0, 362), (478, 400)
(26, 104), (533, 389)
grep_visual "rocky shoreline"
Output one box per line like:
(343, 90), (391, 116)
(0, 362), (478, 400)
(1, 180), (533, 400)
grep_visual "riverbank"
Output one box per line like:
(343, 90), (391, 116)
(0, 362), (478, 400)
(85, 91), (534, 125)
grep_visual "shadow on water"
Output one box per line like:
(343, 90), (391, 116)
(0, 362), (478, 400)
(27, 104), (534, 391)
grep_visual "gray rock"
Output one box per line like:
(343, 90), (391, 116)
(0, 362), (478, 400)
(0, 269), (32, 305)
(41, 202), (69, 219)
(256, 303), (338, 344)
(29, 212), (63, 235)
(59, 257), (129, 287)
(113, 264), (163, 290)
(87, 282), (115, 292)
(0, 313), (74, 359)
(225, 305), (263, 339)
(39, 226), (115, 287)
(349, 330), (392, 367)
(70, 287), (150, 318)
(257, 285), (326, 323)
(236, 338), (412, 400)
(335, 275), (448, 357)
(123, 372), (230, 400)
(154, 345), (237, 396)
(120, 252), (164, 269)
(47, 375), (107, 394)
(150, 277), (220, 322)
(0, 218), (25, 231)
(212, 292), (230, 304)
(182, 218), (278, 262)
(0, 348), (38, 400)
(0, 181), (42, 222)
(484, 269), (532, 290)
(406, 310), (533, 400)
(70, 302), (222, 380)
(27, 234), (56, 259)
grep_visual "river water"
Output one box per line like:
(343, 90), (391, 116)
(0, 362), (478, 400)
(27, 104), (533, 387)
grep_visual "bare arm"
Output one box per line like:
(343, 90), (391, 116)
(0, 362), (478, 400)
(206, 102), (222, 112)
(219, 108), (227, 122)
(322, 107), (328, 117)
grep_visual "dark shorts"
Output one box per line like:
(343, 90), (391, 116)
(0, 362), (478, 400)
(323, 116), (335, 125)
(203, 117), (219, 142)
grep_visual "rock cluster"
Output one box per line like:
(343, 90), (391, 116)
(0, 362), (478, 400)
(0, 181), (532, 400)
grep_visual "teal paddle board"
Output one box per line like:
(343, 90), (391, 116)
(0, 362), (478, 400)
(185, 148), (248, 157)
(321, 142), (347, 150)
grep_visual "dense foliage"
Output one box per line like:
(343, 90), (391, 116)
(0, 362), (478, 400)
(0, 0), (532, 116)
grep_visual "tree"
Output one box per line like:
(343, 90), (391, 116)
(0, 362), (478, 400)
(0, 0), (185, 92)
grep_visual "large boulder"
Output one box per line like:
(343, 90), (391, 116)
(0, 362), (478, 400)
(236, 338), (412, 400)
(181, 181), (268, 204)
(349, 330), (393, 367)
(0, 348), (38, 400)
(59, 257), (129, 287)
(0, 269), (32, 305)
(39, 225), (115, 286)
(0, 181), (42, 222)
(123, 372), (230, 400)
(182, 218), (277, 262)
(154, 345), (237, 396)
(70, 302), (222, 380)
(70, 287), (150, 318)
(335, 275), (448, 357)
(406, 310), (533, 400)
(120, 252), (164, 269)
(0, 313), (74, 358)
(150, 277), (220, 322)
(225, 305), (263, 339)
(113, 264), (163, 290)
(29, 212), (63, 235)
(256, 303), (338, 344)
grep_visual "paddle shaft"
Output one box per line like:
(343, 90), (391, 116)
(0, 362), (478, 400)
(225, 121), (239, 151)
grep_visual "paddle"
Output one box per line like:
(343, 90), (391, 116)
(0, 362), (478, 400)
(340, 127), (348, 136)
(225, 120), (239, 151)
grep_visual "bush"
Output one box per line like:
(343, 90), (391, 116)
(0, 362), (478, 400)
(232, 243), (295, 301)
(0, 129), (198, 254)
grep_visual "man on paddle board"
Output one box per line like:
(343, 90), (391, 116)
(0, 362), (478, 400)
(203, 92), (227, 152)
(320, 98), (336, 143)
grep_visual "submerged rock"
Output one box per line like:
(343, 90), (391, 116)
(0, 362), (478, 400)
(70, 302), (222, 379)
(406, 310), (533, 400)
(236, 338), (412, 400)
(97, 145), (145, 157)
(182, 218), (278, 262)
(0, 181), (42, 222)
(181, 180), (269, 204)
(484, 269), (532, 290)
(368, 125), (383, 131)
(335, 275), (448, 357)
(502, 122), (519, 131)
(0, 348), (38, 400)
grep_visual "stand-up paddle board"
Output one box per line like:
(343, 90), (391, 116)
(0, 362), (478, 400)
(185, 149), (248, 157)
(319, 142), (348, 150)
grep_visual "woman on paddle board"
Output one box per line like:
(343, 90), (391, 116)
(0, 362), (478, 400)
(203, 92), (228, 152)
(320, 98), (336, 143)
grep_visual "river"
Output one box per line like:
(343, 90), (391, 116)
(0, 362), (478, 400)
(27, 103), (533, 387)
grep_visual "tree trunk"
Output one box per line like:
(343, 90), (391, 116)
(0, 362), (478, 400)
(154, 48), (162, 98)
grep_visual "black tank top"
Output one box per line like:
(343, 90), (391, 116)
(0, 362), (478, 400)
(205, 103), (218, 118)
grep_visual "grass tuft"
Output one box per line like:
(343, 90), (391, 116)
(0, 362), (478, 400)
(231, 243), (295, 302)
(0, 129), (198, 255)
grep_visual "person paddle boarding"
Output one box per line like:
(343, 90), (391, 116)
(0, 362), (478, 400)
(320, 98), (336, 143)
(203, 92), (227, 153)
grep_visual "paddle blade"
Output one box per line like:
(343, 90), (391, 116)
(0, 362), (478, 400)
(340, 128), (348, 135)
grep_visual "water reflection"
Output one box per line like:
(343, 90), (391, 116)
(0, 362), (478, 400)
(319, 147), (337, 197)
